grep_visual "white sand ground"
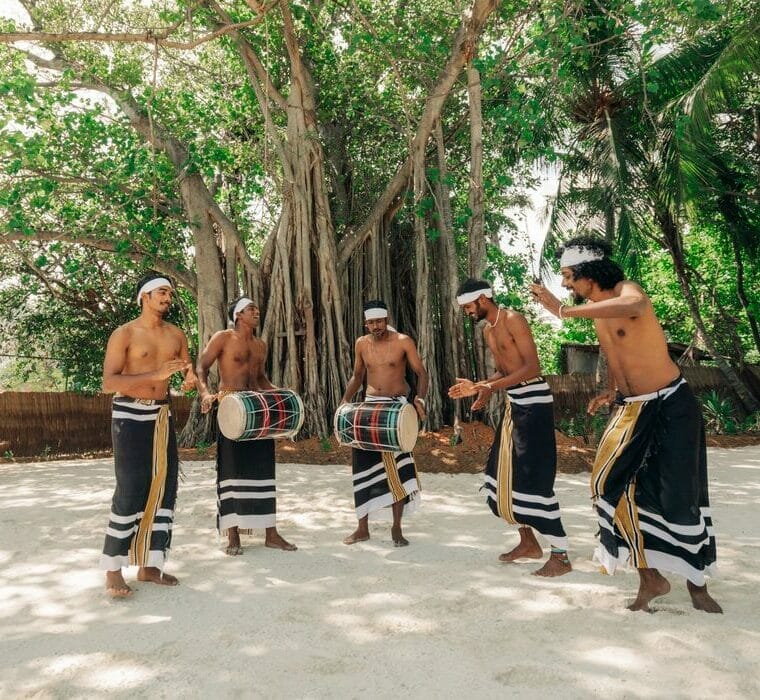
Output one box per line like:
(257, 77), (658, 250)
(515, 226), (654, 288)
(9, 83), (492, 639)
(1, 447), (760, 699)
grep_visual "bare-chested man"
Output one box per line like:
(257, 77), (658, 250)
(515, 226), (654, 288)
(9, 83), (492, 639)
(100, 273), (197, 598)
(449, 279), (571, 577)
(197, 297), (296, 555)
(341, 300), (428, 547)
(531, 235), (721, 613)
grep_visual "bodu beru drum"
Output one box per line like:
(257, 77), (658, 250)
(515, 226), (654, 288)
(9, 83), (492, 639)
(217, 390), (305, 441)
(334, 401), (419, 453)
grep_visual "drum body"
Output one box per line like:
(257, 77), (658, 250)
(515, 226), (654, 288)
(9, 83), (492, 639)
(334, 401), (418, 452)
(218, 390), (304, 441)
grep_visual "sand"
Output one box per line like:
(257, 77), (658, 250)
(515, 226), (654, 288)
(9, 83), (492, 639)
(1, 447), (759, 699)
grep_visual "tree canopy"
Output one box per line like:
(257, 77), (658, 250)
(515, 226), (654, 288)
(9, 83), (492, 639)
(1, 0), (758, 433)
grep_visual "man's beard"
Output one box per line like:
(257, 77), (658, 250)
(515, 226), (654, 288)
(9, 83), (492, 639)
(469, 301), (487, 321)
(572, 292), (585, 304)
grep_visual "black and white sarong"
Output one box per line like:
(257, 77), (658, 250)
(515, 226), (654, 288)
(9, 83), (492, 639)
(100, 396), (178, 571)
(484, 378), (568, 550)
(592, 376), (716, 585)
(351, 397), (421, 520)
(216, 434), (277, 532)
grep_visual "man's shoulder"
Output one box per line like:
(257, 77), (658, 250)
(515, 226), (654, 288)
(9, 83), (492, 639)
(110, 319), (138, 338)
(161, 320), (187, 337)
(503, 308), (526, 322)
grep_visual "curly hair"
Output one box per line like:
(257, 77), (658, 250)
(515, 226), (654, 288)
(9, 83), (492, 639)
(558, 235), (624, 291)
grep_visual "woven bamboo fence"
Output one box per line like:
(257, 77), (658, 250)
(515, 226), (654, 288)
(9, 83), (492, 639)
(0, 392), (192, 457)
(0, 367), (754, 457)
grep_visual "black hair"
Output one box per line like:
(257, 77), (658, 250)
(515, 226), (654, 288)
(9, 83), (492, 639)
(559, 235), (624, 291)
(136, 272), (172, 307)
(363, 299), (388, 312)
(456, 278), (492, 297)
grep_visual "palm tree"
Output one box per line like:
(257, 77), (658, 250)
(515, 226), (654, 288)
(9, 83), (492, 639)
(544, 11), (760, 411)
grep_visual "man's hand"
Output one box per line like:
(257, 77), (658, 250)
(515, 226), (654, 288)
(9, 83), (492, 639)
(181, 370), (197, 393)
(413, 396), (426, 421)
(587, 390), (616, 415)
(200, 392), (218, 414)
(529, 282), (563, 317)
(448, 377), (479, 400)
(155, 359), (191, 381)
(471, 384), (493, 411)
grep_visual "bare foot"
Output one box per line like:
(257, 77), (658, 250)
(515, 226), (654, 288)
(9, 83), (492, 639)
(391, 526), (409, 547)
(137, 567), (179, 586)
(499, 527), (543, 562)
(532, 551), (572, 577)
(105, 570), (133, 599)
(627, 569), (670, 611)
(343, 528), (370, 545)
(225, 528), (243, 555)
(687, 580), (723, 613)
(265, 530), (298, 551)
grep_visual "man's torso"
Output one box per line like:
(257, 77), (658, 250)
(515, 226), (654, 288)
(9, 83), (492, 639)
(594, 290), (679, 396)
(485, 310), (533, 380)
(120, 321), (183, 399)
(217, 330), (268, 391)
(359, 332), (410, 398)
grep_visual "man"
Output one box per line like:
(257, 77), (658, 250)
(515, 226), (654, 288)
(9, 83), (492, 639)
(197, 296), (296, 555)
(341, 300), (427, 547)
(531, 235), (721, 612)
(449, 279), (571, 577)
(100, 273), (197, 598)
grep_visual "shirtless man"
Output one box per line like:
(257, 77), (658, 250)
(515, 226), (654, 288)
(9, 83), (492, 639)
(531, 235), (721, 612)
(197, 297), (296, 555)
(341, 300), (428, 546)
(100, 273), (197, 598)
(449, 279), (571, 577)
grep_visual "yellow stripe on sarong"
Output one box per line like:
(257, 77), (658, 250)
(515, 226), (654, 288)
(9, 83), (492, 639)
(383, 452), (406, 503)
(591, 402), (643, 499)
(129, 405), (169, 567)
(496, 402), (516, 523)
(614, 481), (648, 568)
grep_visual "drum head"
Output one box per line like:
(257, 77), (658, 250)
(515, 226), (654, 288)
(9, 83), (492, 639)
(396, 403), (419, 452)
(217, 394), (246, 440)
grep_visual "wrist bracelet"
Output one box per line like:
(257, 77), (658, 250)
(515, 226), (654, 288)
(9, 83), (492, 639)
(415, 397), (426, 407)
(558, 303), (566, 320)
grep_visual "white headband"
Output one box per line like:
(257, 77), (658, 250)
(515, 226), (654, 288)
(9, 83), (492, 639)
(233, 297), (255, 320)
(559, 246), (605, 268)
(136, 277), (172, 305)
(456, 288), (493, 305)
(364, 308), (388, 320)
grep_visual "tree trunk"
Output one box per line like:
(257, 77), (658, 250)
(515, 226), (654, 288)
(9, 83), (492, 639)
(413, 156), (443, 429)
(466, 62), (486, 279)
(732, 237), (760, 355)
(434, 121), (466, 423)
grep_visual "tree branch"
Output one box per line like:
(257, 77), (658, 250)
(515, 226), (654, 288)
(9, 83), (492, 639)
(338, 0), (500, 269)
(0, 230), (198, 295)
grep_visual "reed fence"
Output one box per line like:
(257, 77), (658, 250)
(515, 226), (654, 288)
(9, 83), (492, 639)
(0, 366), (753, 457)
(0, 392), (191, 457)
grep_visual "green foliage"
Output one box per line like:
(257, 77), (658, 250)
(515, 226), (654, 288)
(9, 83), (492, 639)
(701, 390), (739, 435)
(195, 440), (211, 457)
(319, 435), (333, 453)
(555, 410), (609, 446)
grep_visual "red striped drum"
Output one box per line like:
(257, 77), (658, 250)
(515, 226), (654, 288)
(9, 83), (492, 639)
(217, 390), (304, 441)
(334, 401), (419, 452)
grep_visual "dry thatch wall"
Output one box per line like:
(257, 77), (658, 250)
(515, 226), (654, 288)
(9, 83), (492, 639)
(0, 366), (750, 457)
(0, 392), (191, 457)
